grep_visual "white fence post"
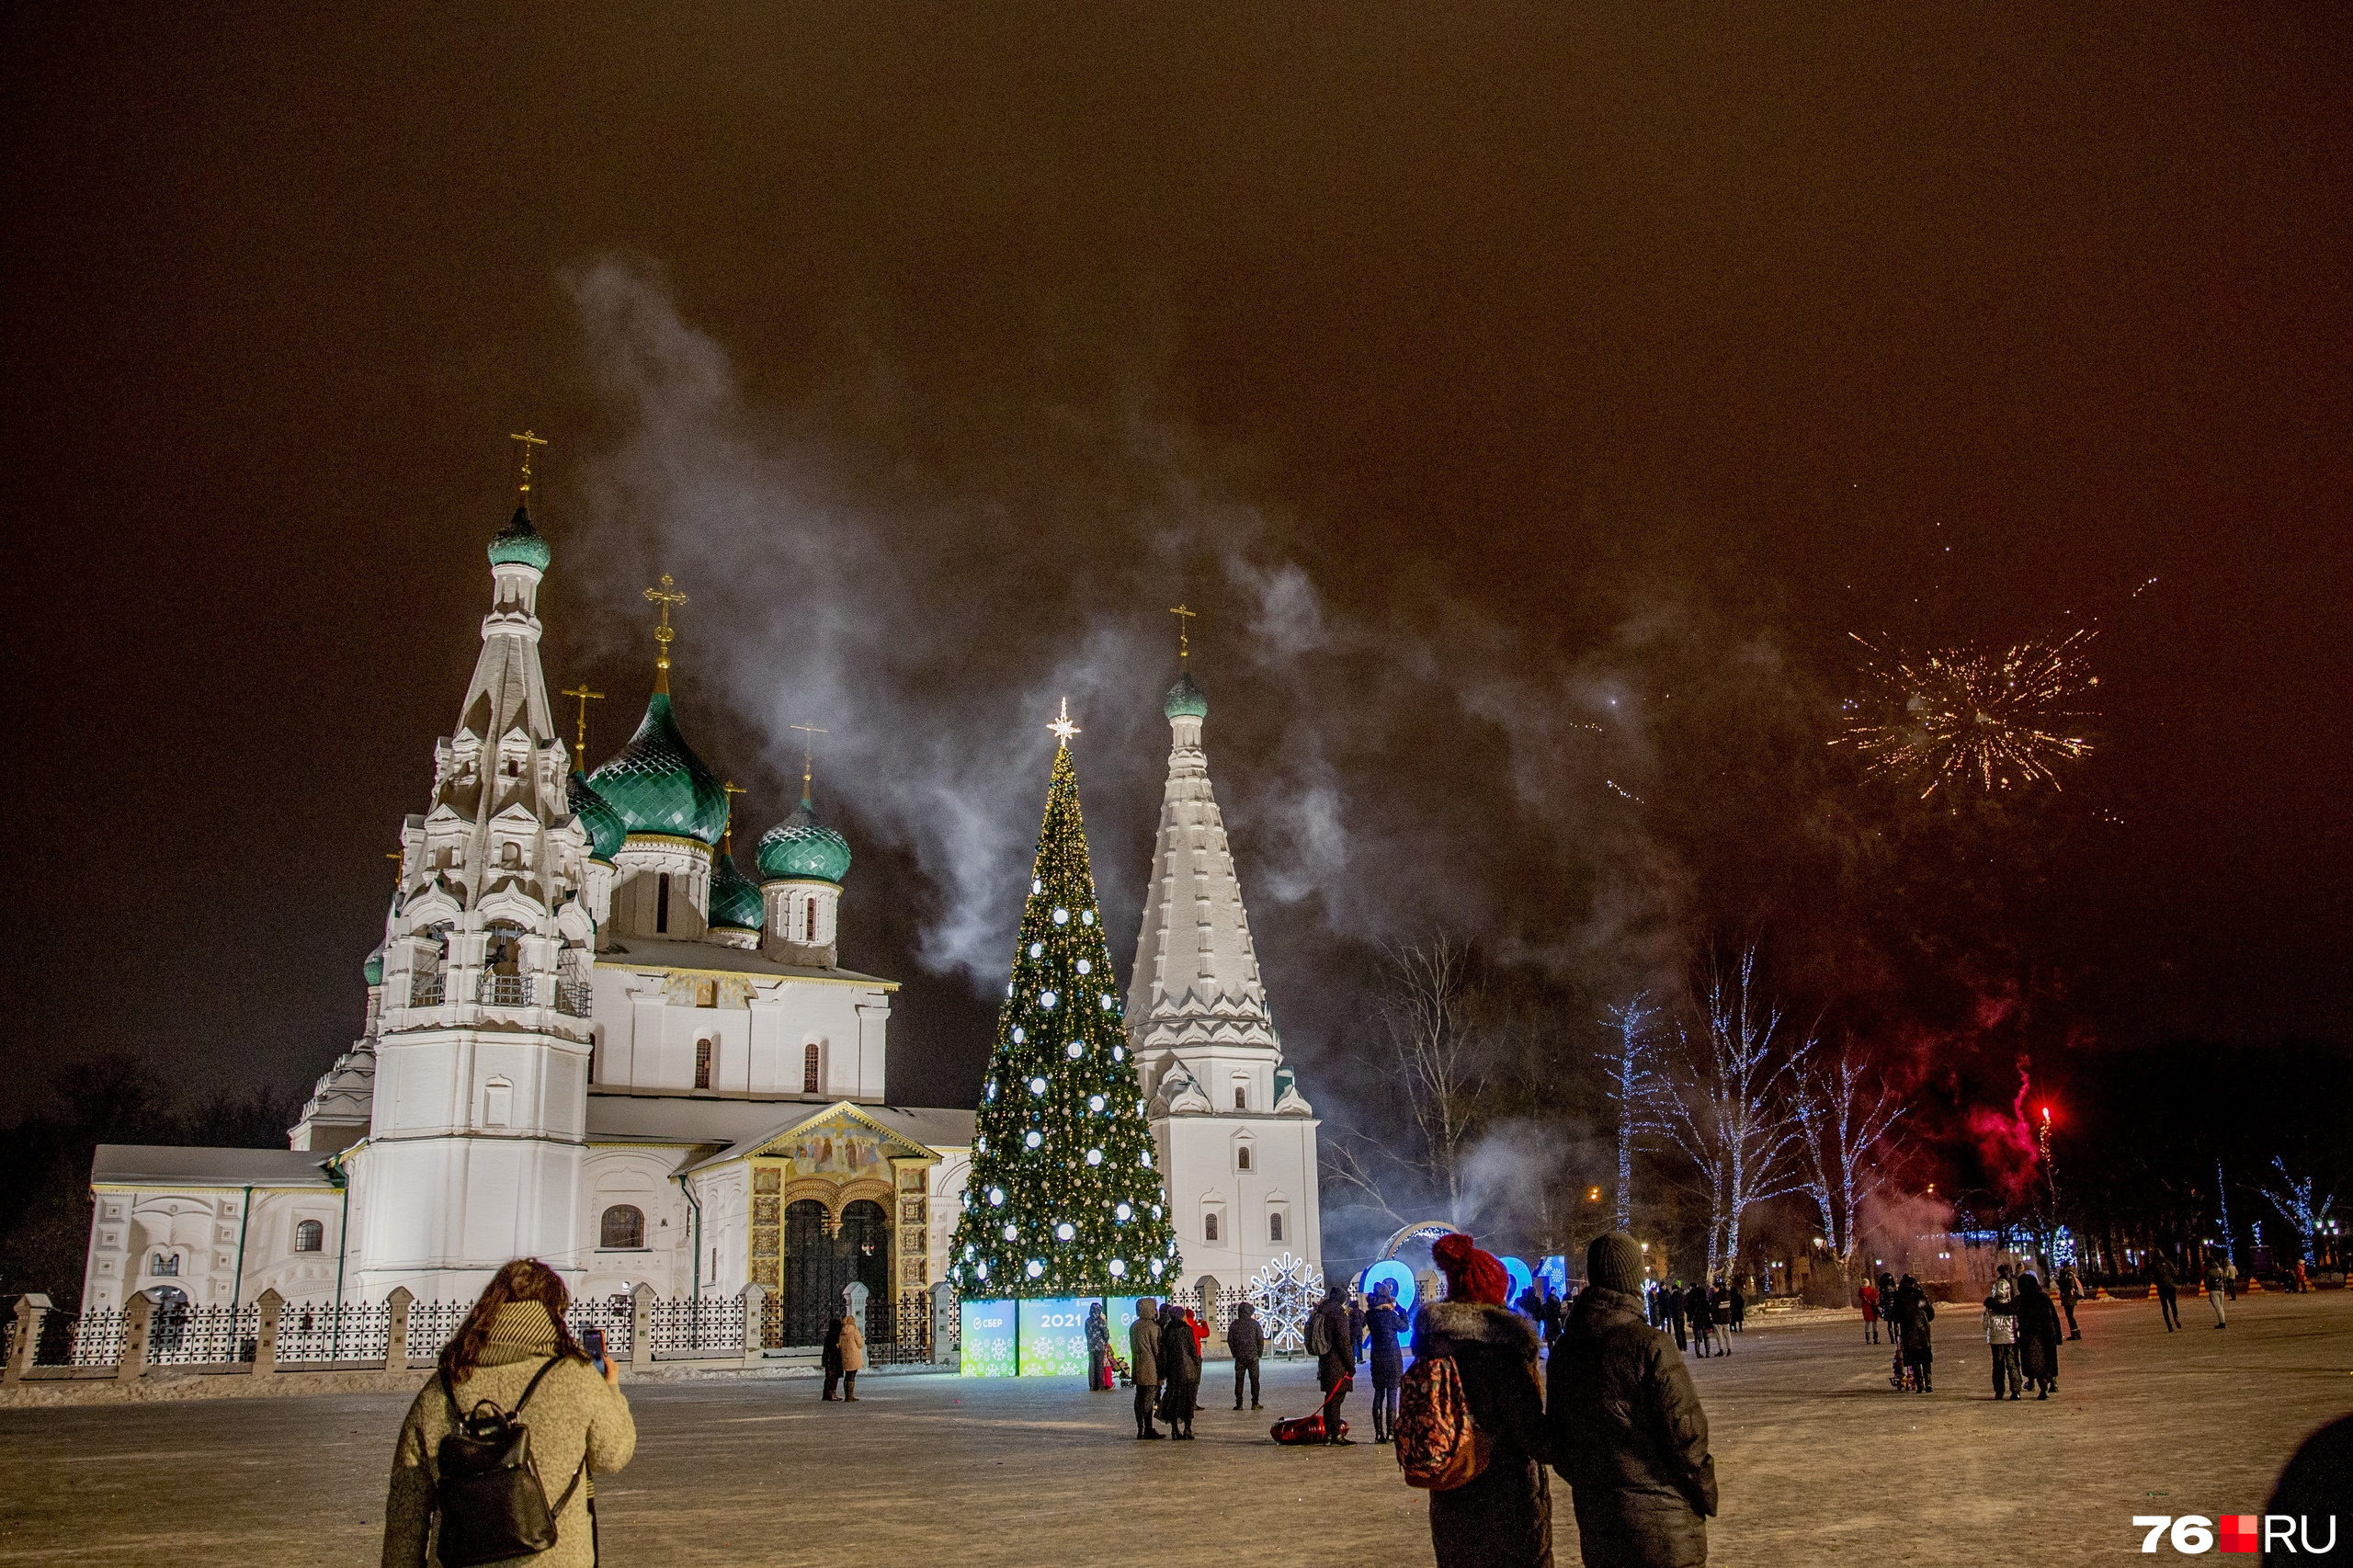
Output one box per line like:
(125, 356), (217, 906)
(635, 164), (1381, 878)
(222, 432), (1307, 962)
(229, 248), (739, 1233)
(5, 1294), (49, 1384)
(740, 1284), (766, 1364)
(117, 1294), (154, 1383)
(385, 1287), (414, 1371)
(630, 1283), (656, 1369)
(255, 1290), (283, 1377)
(930, 1282), (958, 1366)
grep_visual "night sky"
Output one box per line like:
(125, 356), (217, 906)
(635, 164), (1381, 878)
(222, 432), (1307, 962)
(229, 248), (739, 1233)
(5, 5), (2350, 1128)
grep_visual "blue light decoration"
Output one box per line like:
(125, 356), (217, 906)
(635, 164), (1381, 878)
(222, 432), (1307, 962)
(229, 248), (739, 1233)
(1501, 1256), (1534, 1306)
(1358, 1259), (1419, 1351)
(2052, 1226), (2078, 1267)
(1536, 1256), (1570, 1298)
(961, 1299), (1017, 1377)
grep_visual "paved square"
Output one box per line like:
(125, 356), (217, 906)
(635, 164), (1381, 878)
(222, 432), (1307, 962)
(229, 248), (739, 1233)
(0, 1292), (2344, 1564)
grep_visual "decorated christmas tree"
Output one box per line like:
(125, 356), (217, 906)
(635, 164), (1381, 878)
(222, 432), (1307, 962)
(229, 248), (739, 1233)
(949, 706), (1180, 1299)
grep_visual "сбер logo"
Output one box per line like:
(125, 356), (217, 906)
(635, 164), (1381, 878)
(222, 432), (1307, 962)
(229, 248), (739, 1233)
(2134, 1514), (2337, 1553)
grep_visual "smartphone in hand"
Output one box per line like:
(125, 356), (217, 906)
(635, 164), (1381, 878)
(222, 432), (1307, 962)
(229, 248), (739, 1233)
(583, 1327), (608, 1376)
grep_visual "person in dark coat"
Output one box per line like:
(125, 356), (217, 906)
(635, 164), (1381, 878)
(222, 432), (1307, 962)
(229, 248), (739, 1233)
(1086, 1301), (1112, 1392)
(1896, 1278), (1934, 1392)
(1419, 1233), (1553, 1568)
(1365, 1280), (1408, 1443)
(2055, 1264), (2085, 1340)
(1228, 1300), (1266, 1411)
(2014, 1272), (2063, 1399)
(822, 1313), (847, 1400)
(1157, 1299), (1200, 1438)
(2150, 1254), (2181, 1332)
(1130, 1298), (1164, 1439)
(1684, 1283), (1713, 1358)
(1665, 1281), (1688, 1350)
(1349, 1293), (1369, 1359)
(1726, 1284), (1745, 1336)
(1549, 1233), (1716, 1568)
(1311, 1280), (1357, 1443)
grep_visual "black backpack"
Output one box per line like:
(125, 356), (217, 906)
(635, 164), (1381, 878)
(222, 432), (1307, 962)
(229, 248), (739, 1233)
(432, 1358), (588, 1567)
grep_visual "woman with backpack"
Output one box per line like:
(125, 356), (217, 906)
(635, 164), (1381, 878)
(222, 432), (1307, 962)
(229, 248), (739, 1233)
(1404, 1233), (1552, 1568)
(381, 1258), (635, 1568)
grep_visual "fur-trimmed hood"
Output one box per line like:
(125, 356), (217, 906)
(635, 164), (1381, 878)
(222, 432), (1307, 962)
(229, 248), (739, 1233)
(1413, 1299), (1540, 1356)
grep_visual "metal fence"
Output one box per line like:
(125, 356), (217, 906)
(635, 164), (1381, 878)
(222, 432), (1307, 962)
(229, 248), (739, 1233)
(644, 1294), (745, 1356)
(149, 1303), (260, 1367)
(567, 1296), (634, 1359)
(277, 1301), (392, 1366)
(68, 1308), (125, 1368)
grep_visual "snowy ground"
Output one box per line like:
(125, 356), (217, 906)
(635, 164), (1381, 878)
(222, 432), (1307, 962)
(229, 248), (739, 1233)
(0, 1290), (2344, 1565)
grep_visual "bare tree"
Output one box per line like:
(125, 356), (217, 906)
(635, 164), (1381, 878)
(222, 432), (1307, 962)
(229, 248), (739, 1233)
(1598, 993), (1667, 1233)
(1794, 1040), (1906, 1274)
(2257, 1157), (2339, 1265)
(1371, 933), (1487, 1224)
(1659, 949), (1810, 1282)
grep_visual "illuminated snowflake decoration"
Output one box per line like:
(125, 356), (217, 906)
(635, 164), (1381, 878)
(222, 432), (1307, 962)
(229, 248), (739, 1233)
(1247, 1251), (1325, 1354)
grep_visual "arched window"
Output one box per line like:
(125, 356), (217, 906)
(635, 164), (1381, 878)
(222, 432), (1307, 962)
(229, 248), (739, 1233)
(293, 1220), (324, 1254)
(694, 1038), (713, 1090)
(1268, 1212), (1285, 1243)
(656, 872), (673, 934)
(802, 1043), (820, 1095)
(1203, 1212), (1220, 1243)
(1234, 1084), (1247, 1110)
(152, 1252), (178, 1277)
(804, 897), (817, 943)
(600, 1205), (645, 1249)
(1236, 1144), (1253, 1172)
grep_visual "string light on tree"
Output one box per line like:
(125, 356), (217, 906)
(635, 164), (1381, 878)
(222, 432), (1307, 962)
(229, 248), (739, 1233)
(949, 702), (1178, 1298)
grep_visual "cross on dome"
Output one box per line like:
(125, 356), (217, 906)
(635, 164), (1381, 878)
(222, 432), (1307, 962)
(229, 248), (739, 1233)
(643, 574), (688, 693)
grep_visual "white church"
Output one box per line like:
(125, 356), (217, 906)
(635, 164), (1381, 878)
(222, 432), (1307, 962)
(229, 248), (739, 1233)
(82, 491), (1320, 1343)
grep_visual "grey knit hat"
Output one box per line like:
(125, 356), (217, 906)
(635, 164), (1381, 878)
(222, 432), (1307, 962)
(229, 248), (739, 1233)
(1587, 1232), (1647, 1295)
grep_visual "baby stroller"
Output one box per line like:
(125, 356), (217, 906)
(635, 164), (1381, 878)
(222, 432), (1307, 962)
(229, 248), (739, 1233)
(1271, 1374), (1352, 1445)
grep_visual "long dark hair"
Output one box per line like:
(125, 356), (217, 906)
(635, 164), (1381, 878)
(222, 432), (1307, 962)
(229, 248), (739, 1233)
(438, 1258), (589, 1382)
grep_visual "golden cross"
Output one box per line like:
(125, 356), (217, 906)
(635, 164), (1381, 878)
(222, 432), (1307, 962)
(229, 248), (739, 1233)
(790, 723), (828, 796)
(561, 684), (604, 769)
(1047, 697), (1080, 749)
(509, 430), (548, 506)
(387, 850), (404, 889)
(722, 779), (745, 854)
(643, 574), (688, 692)
(1169, 603), (1197, 665)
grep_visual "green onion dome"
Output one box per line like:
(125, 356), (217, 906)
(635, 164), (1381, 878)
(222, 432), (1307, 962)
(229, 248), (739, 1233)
(708, 847), (765, 933)
(1164, 669), (1208, 720)
(488, 506), (551, 571)
(567, 769), (627, 862)
(363, 943), (384, 987)
(588, 694), (731, 846)
(756, 792), (852, 885)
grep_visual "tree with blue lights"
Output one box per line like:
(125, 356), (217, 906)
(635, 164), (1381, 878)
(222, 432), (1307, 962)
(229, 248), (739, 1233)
(949, 709), (1179, 1299)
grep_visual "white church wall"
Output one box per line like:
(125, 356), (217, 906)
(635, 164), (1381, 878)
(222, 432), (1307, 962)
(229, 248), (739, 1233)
(580, 1148), (691, 1301)
(85, 1187), (351, 1311)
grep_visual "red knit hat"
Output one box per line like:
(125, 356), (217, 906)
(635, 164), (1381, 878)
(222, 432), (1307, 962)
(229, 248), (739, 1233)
(1431, 1233), (1510, 1306)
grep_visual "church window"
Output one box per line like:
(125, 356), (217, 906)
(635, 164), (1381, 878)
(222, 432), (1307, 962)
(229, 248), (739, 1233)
(1236, 1142), (1252, 1172)
(600, 1206), (645, 1249)
(152, 1252), (179, 1277)
(1203, 1212), (1219, 1243)
(656, 874), (672, 934)
(804, 897), (818, 943)
(501, 841), (520, 868)
(293, 1221), (324, 1254)
(1268, 1212), (1284, 1243)
(802, 1043), (821, 1094)
(694, 1039), (713, 1090)
(1233, 1083), (1247, 1110)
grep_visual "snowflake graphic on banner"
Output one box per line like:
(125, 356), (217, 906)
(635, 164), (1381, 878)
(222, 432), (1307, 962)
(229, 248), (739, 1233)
(1247, 1251), (1324, 1353)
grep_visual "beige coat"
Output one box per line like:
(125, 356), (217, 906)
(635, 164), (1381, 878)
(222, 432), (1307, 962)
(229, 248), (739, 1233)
(381, 1347), (636, 1568)
(838, 1316), (867, 1371)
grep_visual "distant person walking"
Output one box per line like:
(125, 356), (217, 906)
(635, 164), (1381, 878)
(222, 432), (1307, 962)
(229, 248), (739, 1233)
(1983, 1268), (2022, 1401)
(1310, 1280), (1357, 1442)
(1131, 1298), (1164, 1439)
(1415, 1233), (1553, 1568)
(381, 1258), (635, 1568)
(1726, 1282), (1745, 1337)
(2151, 1255), (2182, 1331)
(1860, 1278), (1882, 1344)
(1897, 1277), (1934, 1392)
(2204, 1260), (2230, 1328)
(1086, 1301), (1112, 1391)
(1365, 1280), (1407, 1443)
(2016, 1273), (2062, 1398)
(1685, 1282), (1714, 1358)
(1228, 1300), (1265, 1411)
(1157, 1298), (1200, 1439)
(2056, 1265), (2084, 1341)
(1549, 1233), (1717, 1568)
(1665, 1280), (1688, 1351)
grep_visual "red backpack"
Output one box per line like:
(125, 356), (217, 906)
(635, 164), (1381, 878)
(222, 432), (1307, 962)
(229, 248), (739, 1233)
(1393, 1354), (1489, 1490)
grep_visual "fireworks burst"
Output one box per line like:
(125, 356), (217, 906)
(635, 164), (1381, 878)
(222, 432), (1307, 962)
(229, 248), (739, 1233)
(1836, 629), (2099, 797)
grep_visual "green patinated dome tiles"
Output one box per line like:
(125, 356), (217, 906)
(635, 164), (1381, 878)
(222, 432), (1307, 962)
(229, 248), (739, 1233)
(487, 506), (551, 570)
(708, 848), (766, 931)
(1163, 669), (1208, 720)
(589, 694), (732, 846)
(757, 796), (851, 885)
(568, 770), (628, 861)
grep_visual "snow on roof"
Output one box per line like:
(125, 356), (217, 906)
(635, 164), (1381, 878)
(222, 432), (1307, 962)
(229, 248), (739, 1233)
(91, 1144), (338, 1188)
(591, 935), (896, 988)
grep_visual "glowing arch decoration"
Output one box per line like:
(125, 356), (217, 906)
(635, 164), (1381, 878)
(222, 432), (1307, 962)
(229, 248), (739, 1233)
(1501, 1256), (1534, 1305)
(1377, 1219), (1465, 1261)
